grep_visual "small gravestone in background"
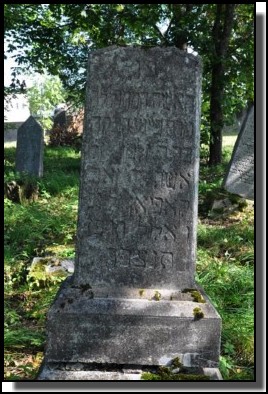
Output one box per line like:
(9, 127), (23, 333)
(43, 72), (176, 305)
(39, 46), (221, 380)
(15, 116), (44, 177)
(223, 105), (254, 200)
(53, 110), (67, 128)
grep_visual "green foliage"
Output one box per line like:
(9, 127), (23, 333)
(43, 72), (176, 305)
(4, 174), (39, 205)
(196, 149), (254, 380)
(27, 75), (67, 130)
(48, 111), (83, 149)
(5, 4), (254, 132)
(4, 297), (45, 353)
(141, 358), (210, 380)
(4, 145), (80, 380)
(4, 148), (80, 263)
(182, 288), (205, 303)
(141, 371), (210, 381)
(4, 305), (21, 327)
(193, 307), (204, 320)
(27, 259), (67, 290)
(4, 4), (254, 165)
(153, 291), (161, 301)
(4, 350), (43, 380)
(5, 328), (45, 349)
(4, 143), (254, 380)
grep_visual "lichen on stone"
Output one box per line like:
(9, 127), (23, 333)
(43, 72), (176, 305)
(153, 291), (161, 301)
(193, 307), (204, 320)
(141, 356), (210, 381)
(182, 288), (206, 303)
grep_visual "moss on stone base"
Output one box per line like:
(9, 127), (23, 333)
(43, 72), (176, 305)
(141, 357), (210, 381)
(182, 288), (206, 303)
(141, 371), (210, 381)
(193, 307), (205, 320)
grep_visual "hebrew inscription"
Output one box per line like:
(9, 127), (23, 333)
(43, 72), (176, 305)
(223, 105), (254, 200)
(75, 46), (202, 288)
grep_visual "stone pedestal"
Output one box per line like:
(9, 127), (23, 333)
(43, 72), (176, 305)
(39, 46), (221, 380)
(42, 279), (220, 367)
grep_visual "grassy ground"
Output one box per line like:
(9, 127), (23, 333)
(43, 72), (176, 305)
(4, 138), (254, 381)
(222, 126), (238, 148)
(4, 146), (80, 380)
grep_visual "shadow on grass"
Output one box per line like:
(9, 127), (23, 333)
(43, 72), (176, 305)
(4, 146), (81, 197)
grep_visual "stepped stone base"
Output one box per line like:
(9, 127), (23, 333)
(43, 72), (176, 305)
(39, 277), (221, 380)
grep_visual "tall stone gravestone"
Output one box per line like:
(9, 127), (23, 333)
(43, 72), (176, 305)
(39, 46), (221, 380)
(223, 105), (254, 200)
(15, 116), (44, 177)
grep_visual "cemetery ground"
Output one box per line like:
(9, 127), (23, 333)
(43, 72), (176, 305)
(4, 137), (254, 381)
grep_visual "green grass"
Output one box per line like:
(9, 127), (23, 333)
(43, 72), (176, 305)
(4, 146), (80, 379)
(4, 142), (254, 381)
(223, 135), (237, 148)
(197, 145), (254, 380)
(222, 128), (238, 148)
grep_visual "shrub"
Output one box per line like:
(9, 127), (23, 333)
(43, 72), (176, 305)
(48, 109), (83, 149)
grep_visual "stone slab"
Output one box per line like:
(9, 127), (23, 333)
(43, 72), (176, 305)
(223, 105), (254, 200)
(38, 364), (222, 381)
(31, 257), (74, 274)
(44, 279), (221, 368)
(74, 46), (202, 289)
(40, 46), (221, 378)
(15, 116), (44, 177)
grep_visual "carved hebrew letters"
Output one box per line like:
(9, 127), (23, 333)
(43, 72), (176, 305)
(75, 47), (201, 288)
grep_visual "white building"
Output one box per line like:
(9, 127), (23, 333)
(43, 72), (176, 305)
(4, 94), (30, 123)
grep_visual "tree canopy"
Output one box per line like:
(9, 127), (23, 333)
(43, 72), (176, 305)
(4, 4), (254, 164)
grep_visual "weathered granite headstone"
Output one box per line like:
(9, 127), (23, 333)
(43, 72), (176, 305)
(223, 105), (254, 200)
(15, 116), (44, 177)
(53, 110), (67, 128)
(39, 46), (221, 380)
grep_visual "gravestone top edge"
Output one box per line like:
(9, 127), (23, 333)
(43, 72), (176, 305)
(20, 115), (43, 127)
(88, 45), (202, 64)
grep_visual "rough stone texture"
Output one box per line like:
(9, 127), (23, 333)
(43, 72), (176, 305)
(75, 46), (202, 289)
(40, 47), (221, 379)
(30, 257), (74, 275)
(38, 365), (222, 381)
(203, 368), (223, 381)
(44, 279), (221, 367)
(223, 105), (254, 200)
(15, 116), (44, 177)
(39, 368), (143, 380)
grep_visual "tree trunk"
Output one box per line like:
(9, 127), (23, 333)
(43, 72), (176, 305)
(209, 61), (224, 165)
(209, 4), (236, 166)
